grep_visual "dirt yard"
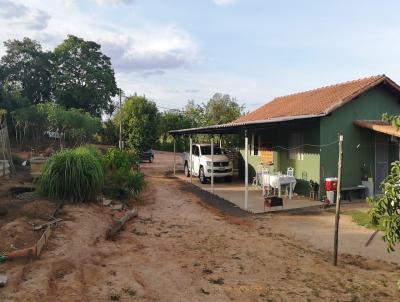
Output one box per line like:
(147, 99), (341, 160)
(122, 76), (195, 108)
(0, 151), (399, 301)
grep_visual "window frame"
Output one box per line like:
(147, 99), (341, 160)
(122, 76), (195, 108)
(288, 133), (304, 160)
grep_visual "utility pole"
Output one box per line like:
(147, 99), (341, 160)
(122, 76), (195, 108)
(119, 88), (122, 150)
(333, 134), (343, 266)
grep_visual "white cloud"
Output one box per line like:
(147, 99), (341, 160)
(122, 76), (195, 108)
(0, 0), (50, 30)
(0, 1), (199, 76)
(94, 0), (135, 6)
(100, 25), (198, 74)
(115, 69), (264, 110)
(213, 0), (236, 6)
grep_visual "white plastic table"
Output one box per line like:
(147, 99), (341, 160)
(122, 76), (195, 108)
(262, 174), (297, 199)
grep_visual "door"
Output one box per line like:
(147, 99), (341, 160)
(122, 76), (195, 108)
(375, 134), (389, 194)
(192, 145), (200, 176)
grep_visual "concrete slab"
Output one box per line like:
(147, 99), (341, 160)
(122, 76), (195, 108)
(176, 173), (321, 213)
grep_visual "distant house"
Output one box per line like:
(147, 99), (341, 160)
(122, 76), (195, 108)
(171, 75), (400, 198)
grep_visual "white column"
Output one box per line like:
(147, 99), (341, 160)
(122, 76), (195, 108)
(211, 137), (214, 194)
(245, 132), (249, 210)
(189, 137), (193, 183)
(173, 136), (176, 176)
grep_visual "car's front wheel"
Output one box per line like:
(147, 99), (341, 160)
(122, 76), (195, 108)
(184, 162), (190, 177)
(149, 156), (154, 163)
(199, 166), (207, 184)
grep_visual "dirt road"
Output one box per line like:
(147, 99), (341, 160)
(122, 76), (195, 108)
(1, 151), (399, 301)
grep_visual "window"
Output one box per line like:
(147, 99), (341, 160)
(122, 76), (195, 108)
(200, 146), (223, 155)
(193, 145), (199, 156)
(289, 133), (304, 160)
(251, 134), (260, 156)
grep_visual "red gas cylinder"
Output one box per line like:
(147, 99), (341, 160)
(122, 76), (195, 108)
(325, 177), (338, 191)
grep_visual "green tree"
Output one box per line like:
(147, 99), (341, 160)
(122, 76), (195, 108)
(116, 95), (158, 154)
(184, 100), (206, 127)
(1, 38), (52, 104)
(205, 93), (244, 125)
(99, 119), (118, 145)
(157, 110), (193, 151)
(369, 113), (400, 290)
(46, 103), (101, 147)
(52, 35), (118, 116)
(11, 104), (49, 146)
(369, 162), (400, 253)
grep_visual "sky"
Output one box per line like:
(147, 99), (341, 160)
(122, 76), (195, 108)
(1, 0), (400, 111)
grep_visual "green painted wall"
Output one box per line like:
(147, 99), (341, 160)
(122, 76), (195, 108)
(238, 120), (321, 195)
(319, 84), (400, 195)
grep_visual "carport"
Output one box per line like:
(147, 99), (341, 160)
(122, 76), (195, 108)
(169, 115), (323, 213)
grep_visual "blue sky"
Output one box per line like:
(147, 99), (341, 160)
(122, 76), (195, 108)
(1, 0), (400, 111)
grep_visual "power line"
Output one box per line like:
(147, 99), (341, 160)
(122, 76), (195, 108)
(274, 140), (339, 151)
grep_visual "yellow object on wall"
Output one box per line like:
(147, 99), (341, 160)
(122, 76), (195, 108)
(260, 149), (274, 164)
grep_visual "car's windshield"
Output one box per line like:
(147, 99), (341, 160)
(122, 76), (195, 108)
(200, 146), (223, 155)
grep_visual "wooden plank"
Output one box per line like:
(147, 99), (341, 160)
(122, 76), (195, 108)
(105, 208), (138, 240)
(6, 246), (36, 259)
(34, 219), (63, 231)
(36, 226), (51, 256)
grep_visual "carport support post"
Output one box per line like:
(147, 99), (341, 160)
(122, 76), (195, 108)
(245, 131), (249, 210)
(189, 137), (193, 183)
(173, 135), (176, 176)
(333, 135), (343, 266)
(211, 137), (214, 194)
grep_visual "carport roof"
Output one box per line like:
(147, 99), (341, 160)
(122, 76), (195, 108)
(168, 114), (324, 135)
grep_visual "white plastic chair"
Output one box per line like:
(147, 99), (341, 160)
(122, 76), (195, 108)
(286, 167), (294, 198)
(262, 167), (275, 196)
(252, 164), (263, 188)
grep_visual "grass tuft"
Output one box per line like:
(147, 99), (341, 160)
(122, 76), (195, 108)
(37, 147), (104, 202)
(344, 210), (385, 231)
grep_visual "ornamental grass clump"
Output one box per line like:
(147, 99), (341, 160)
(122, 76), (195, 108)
(38, 147), (104, 202)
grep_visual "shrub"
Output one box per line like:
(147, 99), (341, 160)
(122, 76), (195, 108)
(369, 161), (400, 252)
(80, 145), (104, 161)
(103, 147), (138, 171)
(38, 147), (104, 202)
(110, 168), (145, 198)
(102, 148), (144, 199)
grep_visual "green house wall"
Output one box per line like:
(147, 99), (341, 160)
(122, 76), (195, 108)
(238, 120), (321, 195)
(320, 84), (400, 193)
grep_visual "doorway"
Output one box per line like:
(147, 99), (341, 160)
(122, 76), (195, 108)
(375, 134), (389, 194)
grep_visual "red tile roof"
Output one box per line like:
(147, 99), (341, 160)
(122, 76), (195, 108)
(234, 75), (399, 123)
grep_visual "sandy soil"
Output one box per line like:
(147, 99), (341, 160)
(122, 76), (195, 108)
(0, 151), (399, 301)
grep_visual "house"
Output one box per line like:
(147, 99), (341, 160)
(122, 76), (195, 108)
(170, 75), (400, 201)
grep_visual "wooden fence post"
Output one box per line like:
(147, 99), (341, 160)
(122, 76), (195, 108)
(333, 135), (343, 266)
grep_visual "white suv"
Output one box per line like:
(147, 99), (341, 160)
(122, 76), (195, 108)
(183, 144), (233, 184)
